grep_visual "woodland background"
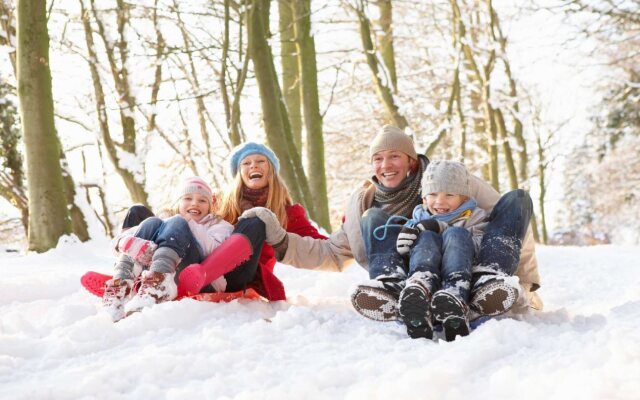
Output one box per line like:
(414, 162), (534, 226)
(0, 0), (638, 252)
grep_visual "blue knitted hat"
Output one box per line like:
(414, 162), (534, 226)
(229, 142), (280, 177)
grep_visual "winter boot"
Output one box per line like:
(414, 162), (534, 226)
(398, 273), (437, 339)
(124, 270), (177, 315)
(124, 247), (180, 315)
(470, 265), (520, 316)
(177, 233), (253, 297)
(350, 276), (405, 322)
(102, 278), (133, 322)
(431, 288), (470, 342)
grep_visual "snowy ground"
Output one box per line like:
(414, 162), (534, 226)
(0, 238), (638, 400)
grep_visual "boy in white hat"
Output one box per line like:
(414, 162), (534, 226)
(395, 160), (487, 341)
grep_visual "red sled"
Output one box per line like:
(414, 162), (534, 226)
(80, 271), (263, 303)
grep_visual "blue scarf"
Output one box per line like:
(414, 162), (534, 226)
(409, 198), (478, 226)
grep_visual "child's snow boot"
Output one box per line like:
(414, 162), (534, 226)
(124, 270), (177, 315)
(124, 247), (180, 315)
(398, 273), (437, 339)
(102, 278), (133, 322)
(431, 288), (470, 342)
(470, 265), (520, 316)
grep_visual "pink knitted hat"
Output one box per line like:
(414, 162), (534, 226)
(178, 176), (213, 204)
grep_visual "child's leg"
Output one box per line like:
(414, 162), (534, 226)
(125, 216), (200, 313)
(440, 227), (474, 301)
(407, 230), (443, 292)
(432, 226), (474, 341)
(399, 230), (444, 339)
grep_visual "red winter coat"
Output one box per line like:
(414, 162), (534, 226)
(248, 204), (327, 301)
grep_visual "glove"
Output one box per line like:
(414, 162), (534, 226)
(239, 207), (287, 246)
(396, 226), (420, 255)
(210, 275), (227, 293)
(117, 235), (157, 266)
(415, 219), (448, 233)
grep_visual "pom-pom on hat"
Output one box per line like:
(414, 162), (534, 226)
(369, 125), (418, 161)
(178, 176), (213, 204)
(421, 160), (471, 198)
(229, 142), (280, 177)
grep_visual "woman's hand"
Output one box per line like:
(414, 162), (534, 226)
(239, 207), (287, 246)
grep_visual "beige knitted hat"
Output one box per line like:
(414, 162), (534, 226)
(421, 160), (471, 197)
(369, 125), (417, 161)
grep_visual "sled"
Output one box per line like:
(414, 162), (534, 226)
(80, 271), (264, 303)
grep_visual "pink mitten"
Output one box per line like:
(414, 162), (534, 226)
(118, 236), (157, 266)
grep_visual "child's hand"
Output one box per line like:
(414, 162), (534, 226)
(397, 226), (420, 255)
(415, 219), (448, 233)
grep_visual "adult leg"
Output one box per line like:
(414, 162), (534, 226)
(471, 189), (533, 316)
(351, 208), (407, 322)
(220, 217), (266, 292)
(431, 227), (474, 341)
(122, 204), (154, 229)
(399, 231), (442, 339)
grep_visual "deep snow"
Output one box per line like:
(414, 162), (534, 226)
(0, 238), (638, 400)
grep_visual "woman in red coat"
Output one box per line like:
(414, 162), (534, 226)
(209, 142), (326, 301)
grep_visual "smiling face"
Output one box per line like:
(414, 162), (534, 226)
(240, 154), (271, 190)
(423, 192), (466, 215)
(371, 150), (413, 189)
(178, 192), (211, 222)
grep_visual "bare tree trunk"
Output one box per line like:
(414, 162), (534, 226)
(279, 0), (303, 150)
(354, 0), (408, 129)
(536, 133), (548, 244)
(374, 0), (397, 92)
(80, 0), (149, 206)
(293, 0), (331, 231)
(247, 0), (315, 215)
(17, 0), (71, 252)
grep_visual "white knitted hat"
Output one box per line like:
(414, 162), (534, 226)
(421, 160), (471, 197)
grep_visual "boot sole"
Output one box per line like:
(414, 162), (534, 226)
(431, 291), (470, 342)
(399, 286), (433, 339)
(470, 280), (519, 316)
(350, 286), (398, 322)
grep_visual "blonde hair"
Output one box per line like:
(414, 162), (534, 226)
(216, 164), (292, 227)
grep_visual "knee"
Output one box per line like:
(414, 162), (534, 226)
(164, 215), (190, 230)
(442, 226), (471, 242)
(503, 189), (532, 207)
(235, 216), (266, 237)
(361, 208), (390, 230)
(139, 216), (163, 229)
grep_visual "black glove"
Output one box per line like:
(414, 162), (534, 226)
(396, 226), (420, 255)
(415, 219), (447, 233)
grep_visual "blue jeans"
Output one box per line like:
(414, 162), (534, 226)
(409, 227), (474, 301)
(477, 189), (533, 276)
(361, 208), (407, 280)
(134, 215), (202, 272)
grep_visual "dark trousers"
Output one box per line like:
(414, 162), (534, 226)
(219, 217), (266, 292)
(477, 189), (533, 276)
